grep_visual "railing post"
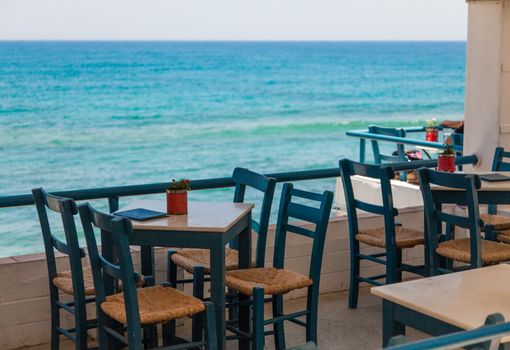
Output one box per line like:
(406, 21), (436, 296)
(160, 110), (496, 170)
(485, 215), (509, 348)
(359, 139), (366, 163)
(108, 196), (119, 213)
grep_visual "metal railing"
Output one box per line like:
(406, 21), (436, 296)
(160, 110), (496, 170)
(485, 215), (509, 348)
(0, 155), (478, 213)
(346, 126), (463, 163)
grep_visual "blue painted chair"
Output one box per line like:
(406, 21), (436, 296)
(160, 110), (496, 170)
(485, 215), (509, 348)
(224, 184), (334, 350)
(368, 125), (409, 181)
(386, 313), (507, 350)
(79, 203), (218, 350)
(368, 125), (407, 165)
(480, 147), (510, 239)
(32, 188), (96, 350)
(339, 159), (425, 309)
(417, 168), (510, 274)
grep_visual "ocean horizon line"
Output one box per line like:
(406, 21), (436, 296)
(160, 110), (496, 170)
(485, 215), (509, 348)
(0, 39), (467, 43)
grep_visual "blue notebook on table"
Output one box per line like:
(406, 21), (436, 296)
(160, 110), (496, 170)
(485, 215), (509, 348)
(114, 208), (168, 221)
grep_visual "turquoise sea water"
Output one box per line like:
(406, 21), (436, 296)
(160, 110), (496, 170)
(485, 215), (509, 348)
(0, 41), (466, 257)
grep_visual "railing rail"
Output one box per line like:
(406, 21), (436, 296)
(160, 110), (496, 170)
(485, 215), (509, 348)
(346, 127), (463, 163)
(0, 155), (478, 210)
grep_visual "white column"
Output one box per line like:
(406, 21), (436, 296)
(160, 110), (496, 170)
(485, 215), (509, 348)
(464, 0), (507, 169)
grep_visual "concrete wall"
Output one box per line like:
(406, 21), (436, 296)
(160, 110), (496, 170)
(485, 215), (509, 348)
(0, 210), (425, 349)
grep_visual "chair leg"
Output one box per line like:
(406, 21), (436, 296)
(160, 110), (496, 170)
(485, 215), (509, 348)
(348, 239), (360, 309)
(204, 302), (218, 350)
(306, 285), (319, 344)
(50, 293), (61, 350)
(192, 266), (205, 343)
(272, 294), (286, 350)
(227, 288), (239, 325)
(167, 250), (178, 287)
(162, 250), (178, 345)
(396, 248), (403, 283)
(74, 296), (88, 350)
(386, 246), (398, 285)
(252, 287), (265, 350)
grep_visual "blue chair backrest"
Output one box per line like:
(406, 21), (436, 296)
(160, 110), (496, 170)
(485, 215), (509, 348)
(368, 125), (407, 164)
(491, 147), (510, 172)
(32, 188), (86, 299)
(417, 168), (483, 267)
(386, 313), (507, 350)
(79, 203), (144, 348)
(272, 184), (334, 283)
(232, 167), (276, 267)
(488, 147), (510, 215)
(339, 159), (399, 241)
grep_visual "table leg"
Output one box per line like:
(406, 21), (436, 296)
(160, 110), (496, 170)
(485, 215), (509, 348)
(210, 237), (227, 350)
(140, 246), (155, 281)
(383, 300), (405, 347)
(238, 214), (252, 350)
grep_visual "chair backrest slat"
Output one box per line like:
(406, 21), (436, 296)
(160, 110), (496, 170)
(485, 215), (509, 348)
(436, 211), (471, 229)
(354, 200), (386, 216)
(283, 223), (316, 239)
(287, 202), (322, 225)
(231, 167), (276, 267)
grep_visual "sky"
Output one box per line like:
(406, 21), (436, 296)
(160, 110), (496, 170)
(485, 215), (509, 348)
(0, 0), (468, 41)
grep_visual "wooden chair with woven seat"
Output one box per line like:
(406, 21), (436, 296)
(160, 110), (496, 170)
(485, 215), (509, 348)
(417, 168), (510, 274)
(32, 188), (97, 350)
(225, 183), (334, 350)
(481, 147), (510, 233)
(339, 159), (425, 309)
(79, 203), (218, 350)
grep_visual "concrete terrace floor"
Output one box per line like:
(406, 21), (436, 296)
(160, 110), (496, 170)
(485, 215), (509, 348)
(22, 288), (426, 350)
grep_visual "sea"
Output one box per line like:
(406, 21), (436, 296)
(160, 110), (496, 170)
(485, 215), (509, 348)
(0, 41), (466, 257)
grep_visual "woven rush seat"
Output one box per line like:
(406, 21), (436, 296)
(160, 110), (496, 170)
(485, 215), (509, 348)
(53, 266), (144, 296)
(481, 213), (510, 230)
(225, 267), (313, 296)
(53, 266), (95, 296)
(355, 226), (424, 248)
(497, 230), (510, 244)
(436, 238), (510, 264)
(171, 248), (247, 274)
(101, 285), (205, 325)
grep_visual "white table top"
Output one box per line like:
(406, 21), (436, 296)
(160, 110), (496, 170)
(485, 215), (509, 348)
(118, 199), (254, 233)
(371, 264), (510, 332)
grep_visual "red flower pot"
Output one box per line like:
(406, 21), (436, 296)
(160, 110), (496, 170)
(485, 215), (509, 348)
(166, 190), (188, 215)
(438, 154), (455, 173)
(426, 127), (439, 142)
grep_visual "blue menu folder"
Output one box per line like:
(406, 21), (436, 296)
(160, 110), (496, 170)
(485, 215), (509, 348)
(480, 174), (510, 182)
(114, 208), (168, 221)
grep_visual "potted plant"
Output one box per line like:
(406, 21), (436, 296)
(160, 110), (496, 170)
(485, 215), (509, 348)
(425, 118), (439, 142)
(437, 144), (456, 173)
(166, 178), (191, 215)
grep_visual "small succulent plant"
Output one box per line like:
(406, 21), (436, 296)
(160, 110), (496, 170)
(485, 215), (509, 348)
(441, 144), (455, 155)
(168, 178), (191, 191)
(426, 118), (438, 129)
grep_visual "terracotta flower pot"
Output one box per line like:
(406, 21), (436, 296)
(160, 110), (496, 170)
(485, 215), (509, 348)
(166, 190), (188, 215)
(438, 153), (455, 173)
(425, 127), (439, 142)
